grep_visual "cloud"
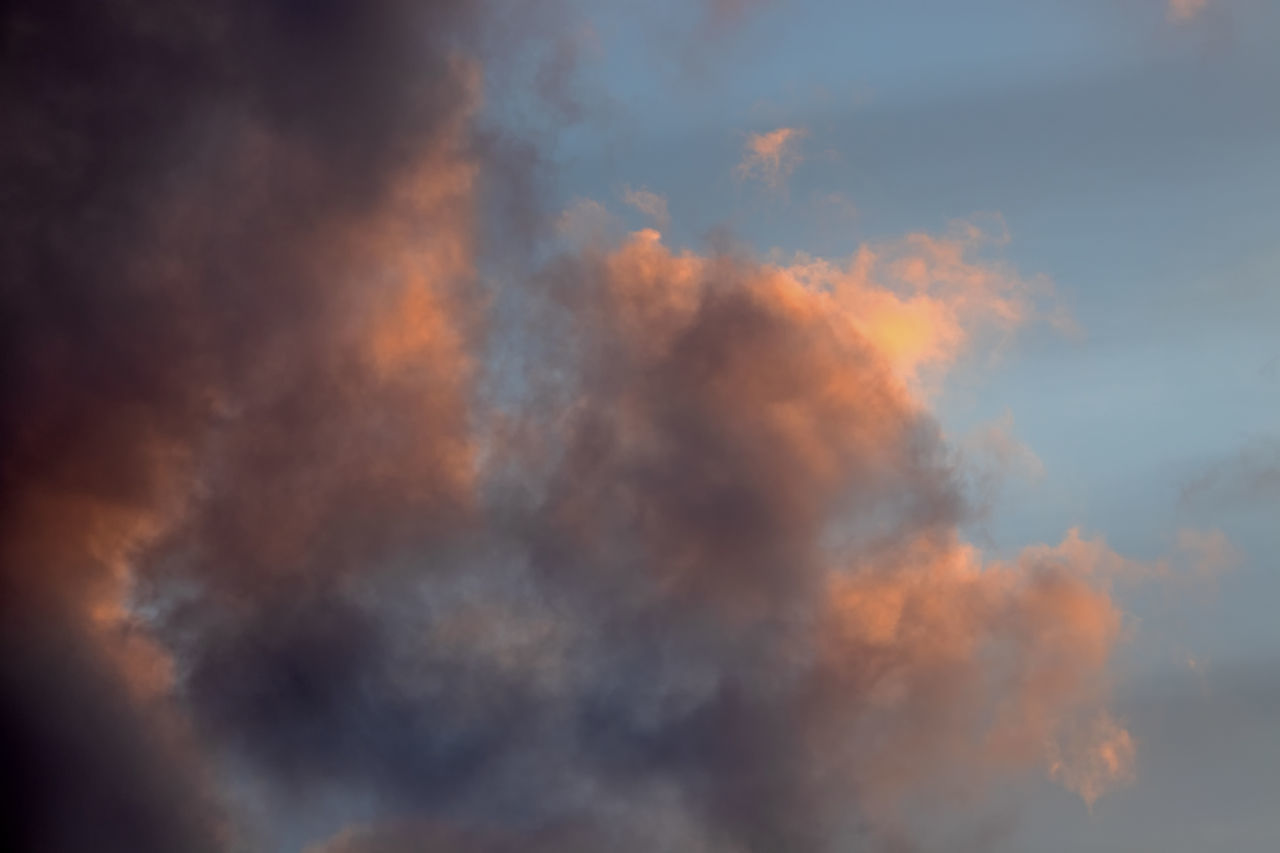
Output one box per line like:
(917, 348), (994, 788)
(966, 411), (1046, 483)
(1180, 437), (1280, 510)
(736, 126), (808, 188)
(622, 186), (671, 230)
(4, 4), (1154, 852)
(1047, 713), (1136, 807)
(776, 218), (1051, 391)
(557, 197), (622, 246)
(707, 0), (771, 27)
(511, 229), (1138, 845)
(959, 410), (1046, 516)
(305, 809), (724, 853)
(1168, 0), (1211, 22)
(1, 0), (486, 849)
(812, 190), (859, 220)
(696, 0), (776, 41)
(1175, 528), (1242, 577)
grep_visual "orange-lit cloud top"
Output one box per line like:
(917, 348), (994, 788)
(737, 126), (808, 187)
(776, 221), (1047, 390)
(588, 216), (1051, 391)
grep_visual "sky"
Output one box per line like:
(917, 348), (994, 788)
(2, 1), (1277, 852)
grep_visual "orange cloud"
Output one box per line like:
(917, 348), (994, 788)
(535, 226), (1141, 835)
(822, 529), (1136, 811)
(736, 126), (807, 188)
(591, 217), (1045, 391)
(769, 218), (1050, 391)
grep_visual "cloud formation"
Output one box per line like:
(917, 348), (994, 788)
(4, 3), (1152, 852)
(2, 1), (482, 849)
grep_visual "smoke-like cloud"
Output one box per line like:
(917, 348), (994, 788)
(4, 3), (1156, 852)
(2, 1), (483, 849)
(1180, 437), (1280, 511)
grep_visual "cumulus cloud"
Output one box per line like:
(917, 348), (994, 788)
(737, 126), (808, 188)
(4, 3), (1156, 852)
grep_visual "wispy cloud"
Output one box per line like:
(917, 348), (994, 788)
(1176, 527), (1242, 578)
(736, 126), (807, 188)
(621, 185), (670, 230)
(1168, 0), (1211, 22)
(1180, 437), (1280, 510)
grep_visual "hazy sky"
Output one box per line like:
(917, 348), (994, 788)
(4, 2), (1276, 852)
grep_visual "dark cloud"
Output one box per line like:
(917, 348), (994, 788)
(2, 0), (481, 849)
(0, 607), (225, 853)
